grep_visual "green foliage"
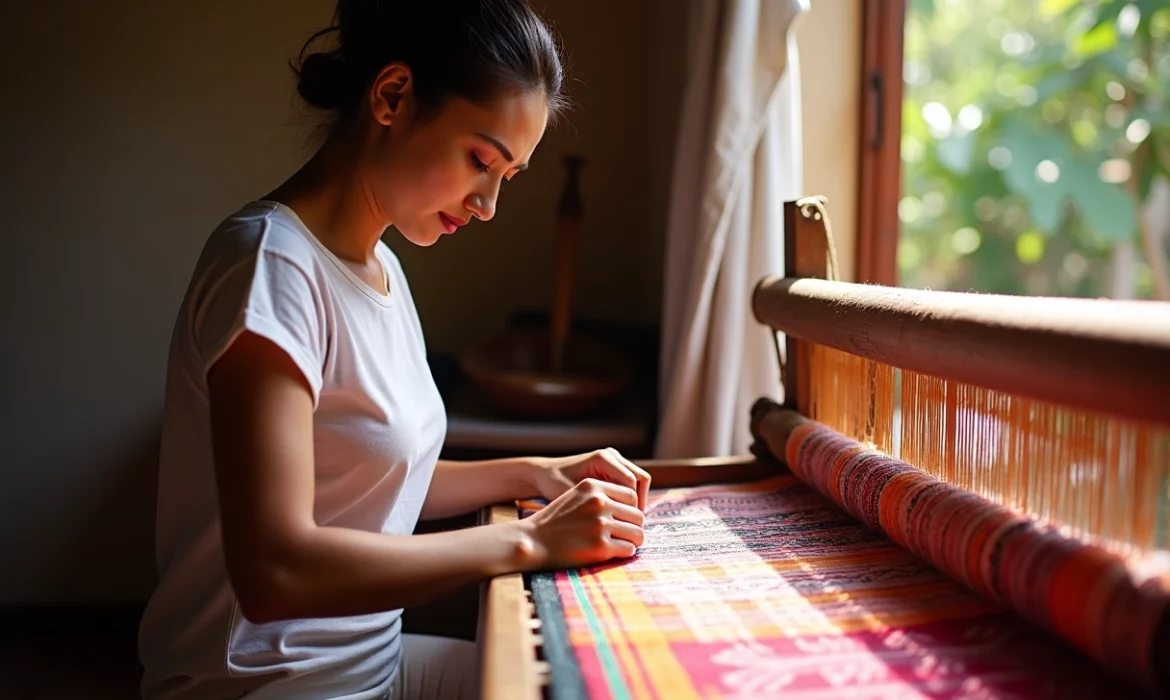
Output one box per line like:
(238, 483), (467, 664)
(899, 0), (1170, 298)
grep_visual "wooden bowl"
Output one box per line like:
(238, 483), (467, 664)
(460, 327), (633, 418)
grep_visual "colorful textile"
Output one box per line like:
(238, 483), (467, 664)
(529, 472), (1151, 699)
(786, 420), (1170, 692)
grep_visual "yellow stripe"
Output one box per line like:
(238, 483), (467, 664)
(589, 565), (703, 699)
(579, 568), (655, 699)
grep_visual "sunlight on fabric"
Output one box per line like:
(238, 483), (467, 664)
(532, 474), (1126, 698)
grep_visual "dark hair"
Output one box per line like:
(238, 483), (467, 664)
(293, 0), (568, 132)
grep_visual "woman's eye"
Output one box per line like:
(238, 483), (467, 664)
(471, 153), (490, 173)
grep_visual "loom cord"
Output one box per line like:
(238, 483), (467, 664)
(771, 196), (841, 405)
(748, 396), (1170, 694)
(795, 195), (841, 283)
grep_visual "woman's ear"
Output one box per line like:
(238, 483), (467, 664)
(369, 62), (414, 127)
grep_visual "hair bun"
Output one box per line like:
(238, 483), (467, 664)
(296, 50), (354, 111)
(292, 0), (566, 132)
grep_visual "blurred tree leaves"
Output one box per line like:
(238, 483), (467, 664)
(899, 0), (1170, 298)
(996, 117), (1135, 241)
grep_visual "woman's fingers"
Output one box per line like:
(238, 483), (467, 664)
(587, 478), (638, 509)
(606, 519), (645, 551)
(531, 477), (647, 568)
(606, 447), (652, 512)
(608, 500), (645, 528)
(590, 449), (638, 493)
(592, 448), (652, 512)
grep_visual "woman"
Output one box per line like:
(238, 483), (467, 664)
(137, 1), (650, 698)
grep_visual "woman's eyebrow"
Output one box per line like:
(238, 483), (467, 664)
(474, 133), (528, 170)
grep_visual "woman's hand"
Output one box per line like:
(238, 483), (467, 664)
(518, 478), (645, 569)
(530, 448), (651, 512)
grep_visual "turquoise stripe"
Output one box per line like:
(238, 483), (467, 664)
(567, 569), (630, 700)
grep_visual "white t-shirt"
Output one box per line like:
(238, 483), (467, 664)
(138, 200), (447, 700)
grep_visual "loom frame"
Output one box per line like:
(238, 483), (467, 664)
(753, 275), (1170, 426)
(475, 197), (1170, 699)
(772, 196), (1170, 424)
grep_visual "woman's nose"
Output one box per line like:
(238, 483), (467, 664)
(467, 191), (496, 222)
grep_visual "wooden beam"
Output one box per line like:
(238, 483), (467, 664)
(478, 504), (541, 700)
(752, 276), (1170, 427)
(782, 198), (832, 416)
(636, 455), (784, 488)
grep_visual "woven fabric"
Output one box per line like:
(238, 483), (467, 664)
(528, 473), (1144, 699)
(787, 420), (1170, 692)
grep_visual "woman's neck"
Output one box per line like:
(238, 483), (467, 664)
(266, 129), (389, 265)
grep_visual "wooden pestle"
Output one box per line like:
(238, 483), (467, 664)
(550, 155), (584, 375)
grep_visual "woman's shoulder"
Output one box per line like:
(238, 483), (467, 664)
(181, 201), (328, 326)
(205, 200), (321, 272)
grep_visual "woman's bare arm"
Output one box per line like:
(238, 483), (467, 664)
(208, 331), (641, 623)
(420, 458), (542, 521)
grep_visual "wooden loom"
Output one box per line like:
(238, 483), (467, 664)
(476, 197), (1170, 699)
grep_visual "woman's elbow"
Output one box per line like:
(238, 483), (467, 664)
(236, 588), (293, 624)
(228, 557), (306, 624)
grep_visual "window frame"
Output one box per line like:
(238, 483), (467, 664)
(856, 0), (907, 286)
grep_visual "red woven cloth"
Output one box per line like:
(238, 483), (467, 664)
(531, 474), (1139, 699)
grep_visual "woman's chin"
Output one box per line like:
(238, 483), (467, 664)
(395, 225), (445, 247)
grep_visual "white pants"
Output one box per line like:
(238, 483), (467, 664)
(390, 634), (479, 700)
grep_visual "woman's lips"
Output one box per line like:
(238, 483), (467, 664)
(439, 212), (467, 234)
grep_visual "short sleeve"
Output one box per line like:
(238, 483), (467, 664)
(191, 249), (326, 405)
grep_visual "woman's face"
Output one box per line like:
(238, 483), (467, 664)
(361, 66), (550, 247)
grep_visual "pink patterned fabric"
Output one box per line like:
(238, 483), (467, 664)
(533, 474), (1146, 699)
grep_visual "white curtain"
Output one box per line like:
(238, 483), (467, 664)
(655, 0), (808, 458)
